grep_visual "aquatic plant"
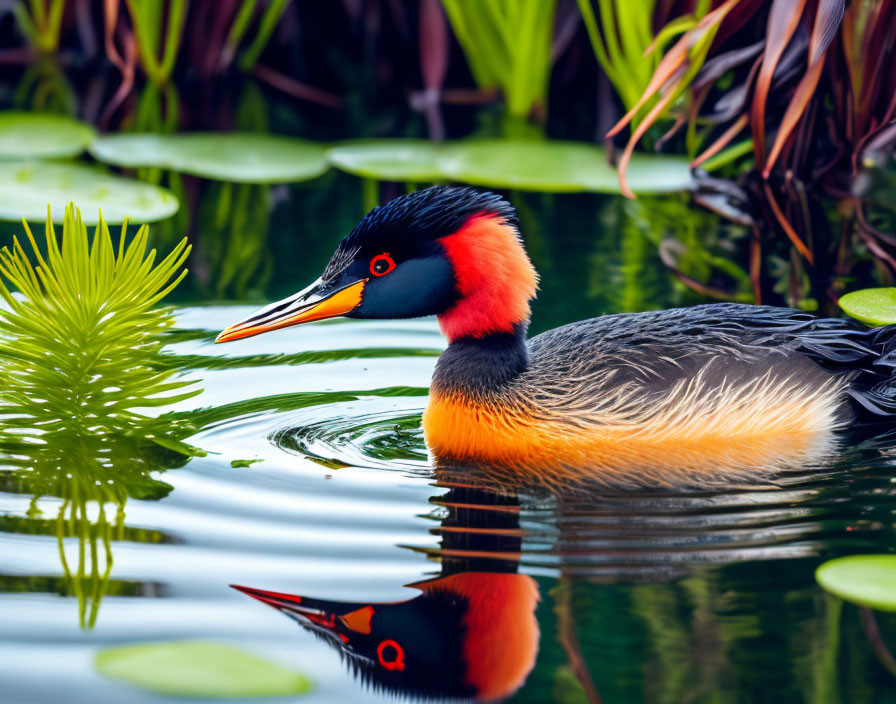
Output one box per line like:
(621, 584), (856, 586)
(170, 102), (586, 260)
(325, 138), (692, 197)
(223, 0), (292, 73)
(575, 0), (667, 116)
(606, 0), (896, 311)
(839, 288), (896, 327)
(0, 204), (200, 626)
(816, 556), (896, 678)
(0, 160), (179, 225)
(0, 204), (196, 431)
(95, 641), (313, 697)
(440, 0), (556, 125)
(0, 111), (95, 160)
(196, 181), (273, 298)
(121, 0), (188, 87)
(89, 132), (329, 184)
(11, 55), (76, 114)
(99, 1), (337, 129)
(12, 0), (66, 54)
(436, 139), (691, 194)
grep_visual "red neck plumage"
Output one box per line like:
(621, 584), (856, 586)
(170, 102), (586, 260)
(437, 214), (538, 343)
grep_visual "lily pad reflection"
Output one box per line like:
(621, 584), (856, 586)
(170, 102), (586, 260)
(95, 641), (313, 698)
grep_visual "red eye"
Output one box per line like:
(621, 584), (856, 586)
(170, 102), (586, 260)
(377, 639), (405, 671)
(370, 253), (395, 276)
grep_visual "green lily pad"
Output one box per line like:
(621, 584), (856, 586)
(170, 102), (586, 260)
(436, 139), (693, 194)
(839, 288), (896, 326)
(95, 641), (313, 698)
(816, 555), (896, 612)
(89, 133), (329, 183)
(0, 161), (179, 224)
(326, 140), (443, 182)
(0, 111), (96, 160)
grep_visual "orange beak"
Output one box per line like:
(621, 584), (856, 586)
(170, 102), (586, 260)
(215, 279), (366, 343)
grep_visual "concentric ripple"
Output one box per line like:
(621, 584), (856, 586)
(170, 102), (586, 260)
(275, 404), (430, 470)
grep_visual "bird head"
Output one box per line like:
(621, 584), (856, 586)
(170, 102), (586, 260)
(231, 572), (539, 702)
(216, 186), (538, 344)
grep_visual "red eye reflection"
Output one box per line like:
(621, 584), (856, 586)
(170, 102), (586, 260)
(370, 253), (395, 277)
(377, 639), (405, 671)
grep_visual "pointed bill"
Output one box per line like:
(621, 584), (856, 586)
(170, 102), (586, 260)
(215, 278), (366, 343)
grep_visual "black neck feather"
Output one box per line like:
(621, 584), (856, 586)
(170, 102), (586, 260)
(431, 323), (528, 400)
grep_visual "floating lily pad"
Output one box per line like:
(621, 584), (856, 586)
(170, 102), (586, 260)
(89, 133), (329, 183)
(0, 111), (96, 160)
(839, 288), (896, 326)
(816, 555), (896, 612)
(326, 140), (443, 182)
(437, 139), (692, 194)
(95, 641), (313, 698)
(0, 161), (179, 224)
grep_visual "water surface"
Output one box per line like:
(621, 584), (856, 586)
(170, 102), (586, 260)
(1, 192), (895, 703)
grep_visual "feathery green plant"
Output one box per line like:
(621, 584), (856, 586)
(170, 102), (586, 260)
(0, 204), (196, 433)
(0, 203), (200, 627)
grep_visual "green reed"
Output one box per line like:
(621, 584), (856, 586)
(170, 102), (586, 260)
(441, 0), (556, 123)
(575, 0), (661, 116)
(13, 0), (66, 54)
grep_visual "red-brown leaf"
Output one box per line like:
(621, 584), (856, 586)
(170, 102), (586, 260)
(763, 182), (813, 263)
(616, 86), (682, 198)
(691, 114), (748, 168)
(764, 0), (845, 176)
(751, 0), (808, 165)
(606, 0), (743, 139)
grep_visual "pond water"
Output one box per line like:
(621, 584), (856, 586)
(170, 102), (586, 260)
(1, 184), (895, 704)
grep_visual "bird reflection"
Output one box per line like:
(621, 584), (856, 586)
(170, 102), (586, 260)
(233, 483), (541, 702)
(233, 423), (896, 703)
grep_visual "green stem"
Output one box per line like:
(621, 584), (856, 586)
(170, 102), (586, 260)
(238, 0), (291, 71)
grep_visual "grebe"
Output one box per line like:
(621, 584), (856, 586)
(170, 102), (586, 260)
(217, 186), (896, 485)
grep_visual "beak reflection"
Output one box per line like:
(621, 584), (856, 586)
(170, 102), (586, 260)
(215, 278), (366, 343)
(231, 584), (370, 643)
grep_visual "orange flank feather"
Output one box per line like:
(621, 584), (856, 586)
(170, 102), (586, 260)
(437, 215), (538, 341)
(423, 369), (849, 487)
(419, 573), (539, 702)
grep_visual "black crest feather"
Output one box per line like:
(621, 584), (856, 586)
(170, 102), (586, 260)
(323, 186), (517, 282)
